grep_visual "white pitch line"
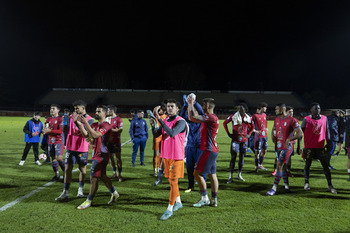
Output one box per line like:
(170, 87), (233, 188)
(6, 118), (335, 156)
(0, 167), (80, 213)
(0, 137), (132, 213)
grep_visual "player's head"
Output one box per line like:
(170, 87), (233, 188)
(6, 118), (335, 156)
(275, 103), (286, 116)
(95, 105), (108, 120)
(203, 98), (215, 112)
(166, 99), (181, 117)
(33, 112), (41, 120)
(107, 105), (117, 116)
(73, 100), (87, 114)
(64, 108), (70, 115)
(159, 101), (167, 115)
(332, 109), (339, 117)
(258, 102), (268, 113)
(137, 109), (144, 118)
(339, 110), (345, 117)
(50, 104), (60, 117)
(309, 102), (320, 116)
(130, 109), (136, 115)
(286, 106), (294, 117)
(238, 103), (248, 115)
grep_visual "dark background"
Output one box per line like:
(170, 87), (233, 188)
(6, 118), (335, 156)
(1, 1), (349, 108)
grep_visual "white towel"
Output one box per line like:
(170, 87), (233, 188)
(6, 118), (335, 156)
(232, 111), (251, 125)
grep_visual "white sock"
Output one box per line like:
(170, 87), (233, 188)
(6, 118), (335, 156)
(272, 184), (277, 191)
(237, 172), (242, 177)
(348, 169), (350, 173)
(229, 173), (233, 179)
(154, 168), (157, 173)
(176, 196), (181, 203)
(113, 190), (119, 196)
(285, 184), (289, 189)
(202, 195), (209, 202)
(167, 204), (174, 212)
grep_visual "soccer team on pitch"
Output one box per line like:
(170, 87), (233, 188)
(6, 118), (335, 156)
(19, 95), (349, 220)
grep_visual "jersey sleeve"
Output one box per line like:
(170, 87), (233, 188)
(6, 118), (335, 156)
(203, 114), (216, 124)
(292, 117), (300, 129)
(98, 123), (111, 136)
(118, 118), (123, 128)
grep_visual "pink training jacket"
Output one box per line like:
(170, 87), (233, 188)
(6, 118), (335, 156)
(304, 115), (327, 149)
(66, 114), (93, 152)
(160, 116), (187, 160)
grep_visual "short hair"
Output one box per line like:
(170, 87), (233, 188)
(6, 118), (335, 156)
(72, 100), (87, 107)
(50, 104), (61, 111)
(286, 106), (294, 111)
(96, 105), (108, 113)
(166, 99), (181, 109)
(276, 103), (286, 108)
(309, 102), (320, 109)
(238, 103), (248, 112)
(107, 105), (117, 113)
(258, 102), (268, 109)
(160, 101), (167, 110)
(33, 112), (41, 116)
(203, 98), (215, 109)
(130, 109), (136, 114)
(137, 109), (144, 113)
(64, 108), (70, 113)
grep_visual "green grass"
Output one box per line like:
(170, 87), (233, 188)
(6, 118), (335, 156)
(1, 116), (350, 232)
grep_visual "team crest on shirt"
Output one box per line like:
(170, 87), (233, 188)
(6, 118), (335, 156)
(55, 121), (57, 124)
(312, 122), (322, 135)
(284, 122), (287, 126)
(277, 141), (282, 148)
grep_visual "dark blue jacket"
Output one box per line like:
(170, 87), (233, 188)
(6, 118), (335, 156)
(129, 117), (148, 140)
(327, 115), (339, 142)
(180, 102), (204, 148)
(24, 118), (43, 143)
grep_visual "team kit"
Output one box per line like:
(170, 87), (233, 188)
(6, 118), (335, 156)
(20, 95), (342, 220)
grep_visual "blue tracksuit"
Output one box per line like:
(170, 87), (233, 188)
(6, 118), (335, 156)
(129, 117), (148, 164)
(327, 115), (339, 155)
(180, 101), (204, 188)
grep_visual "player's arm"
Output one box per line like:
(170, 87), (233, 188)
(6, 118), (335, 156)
(271, 125), (277, 144)
(223, 115), (233, 138)
(129, 121), (135, 140)
(246, 121), (254, 138)
(194, 101), (204, 115)
(187, 97), (203, 123)
(23, 121), (34, 137)
(111, 119), (123, 134)
(144, 119), (149, 138)
(158, 118), (186, 137)
(284, 127), (303, 148)
(179, 104), (189, 121)
(152, 124), (162, 138)
(77, 115), (102, 139)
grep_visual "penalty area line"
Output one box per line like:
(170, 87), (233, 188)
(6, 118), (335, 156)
(0, 138), (131, 213)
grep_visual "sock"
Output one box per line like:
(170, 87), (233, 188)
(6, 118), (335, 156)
(167, 204), (174, 212)
(58, 161), (65, 171)
(255, 158), (259, 167)
(113, 190), (119, 196)
(64, 183), (70, 191)
(273, 172), (282, 191)
(201, 189), (208, 201)
(79, 181), (84, 189)
(176, 196), (181, 204)
(154, 168), (157, 173)
(87, 194), (94, 201)
(109, 186), (116, 194)
(211, 192), (218, 198)
(282, 171), (289, 189)
(118, 167), (122, 174)
(259, 156), (264, 165)
(347, 169), (350, 176)
(229, 172), (233, 179)
(52, 161), (59, 173)
(113, 167), (117, 173)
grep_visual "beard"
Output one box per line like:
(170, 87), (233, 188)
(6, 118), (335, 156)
(95, 115), (101, 120)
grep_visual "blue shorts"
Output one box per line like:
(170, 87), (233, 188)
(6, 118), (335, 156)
(254, 137), (268, 150)
(275, 148), (292, 164)
(90, 154), (108, 177)
(65, 150), (88, 166)
(231, 141), (247, 153)
(48, 144), (63, 158)
(195, 151), (218, 175)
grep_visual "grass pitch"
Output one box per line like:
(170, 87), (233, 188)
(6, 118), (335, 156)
(1, 116), (350, 233)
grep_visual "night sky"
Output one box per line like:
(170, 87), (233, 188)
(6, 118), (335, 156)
(1, 1), (350, 107)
